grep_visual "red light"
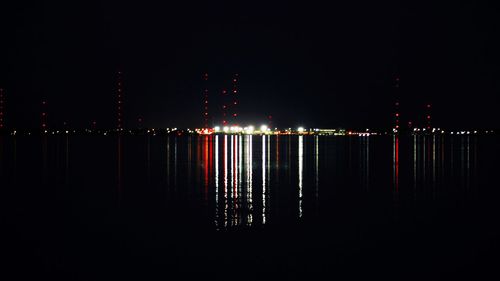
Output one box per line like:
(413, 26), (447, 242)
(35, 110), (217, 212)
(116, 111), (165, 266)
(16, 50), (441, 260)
(233, 113), (237, 117)
(395, 113), (399, 117)
(427, 104), (431, 108)
(427, 115), (431, 119)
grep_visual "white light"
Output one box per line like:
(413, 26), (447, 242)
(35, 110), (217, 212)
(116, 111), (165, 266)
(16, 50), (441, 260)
(246, 126), (254, 134)
(297, 127), (305, 133)
(260, 125), (268, 132)
(223, 126), (229, 133)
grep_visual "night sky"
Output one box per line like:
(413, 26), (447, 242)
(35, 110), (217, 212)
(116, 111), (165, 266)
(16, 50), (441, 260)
(1, 1), (499, 129)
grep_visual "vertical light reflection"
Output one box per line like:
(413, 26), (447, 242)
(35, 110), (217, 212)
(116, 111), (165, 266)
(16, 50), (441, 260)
(298, 135), (304, 218)
(422, 136), (426, 184)
(117, 136), (122, 195)
(450, 137), (454, 178)
(441, 136), (445, 182)
(174, 137), (178, 187)
(366, 136), (370, 189)
(432, 135), (436, 187)
(238, 135), (243, 226)
(166, 137), (170, 186)
(267, 135), (271, 184)
(223, 135), (228, 228)
(231, 135), (236, 226)
(42, 135), (48, 183)
(65, 135), (69, 184)
(247, 135), (253, 226)
(314, 135), (319, 202)
(392, 135), (399, 193)
(13, 137), (18, 182)
(187, 136), (192, 186)
(215, 136), (219, 189)
(276, 135), (280, 183)
(360, 136), (370, 189)
(473, 136), (478, 184)
(466, 136), (470, 189)
(204, 135), (209, 203)
(413, 135), (417, 197)
(147, 135), (151, 184)
(262, 135), (266, 224)
(239, 135), (243, 188)
(215, 135), (219, 229)
(461, 136), (465, 188)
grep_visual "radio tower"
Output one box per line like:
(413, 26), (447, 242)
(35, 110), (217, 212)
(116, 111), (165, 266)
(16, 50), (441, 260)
(221, 88), (228, 126)
(41, 100), (48, 132)
(231, 73), (239, 125)
(0, 89), (4, 130)
(117, 71), (123, 131)
(394, 102), (400, 132)
(425, 103), (432, 130)
(203, 73), (209, 128)
(393, 76), (400, 133)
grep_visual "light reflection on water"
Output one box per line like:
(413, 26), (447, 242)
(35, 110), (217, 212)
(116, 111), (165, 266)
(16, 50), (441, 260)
(0, 134), (484, 229)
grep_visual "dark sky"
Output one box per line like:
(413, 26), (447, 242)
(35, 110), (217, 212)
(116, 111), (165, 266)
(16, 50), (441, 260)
(0, 1), (499, 129)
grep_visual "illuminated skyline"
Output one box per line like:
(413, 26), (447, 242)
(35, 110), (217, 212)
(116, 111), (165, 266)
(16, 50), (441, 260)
(0, 1), (499, 129)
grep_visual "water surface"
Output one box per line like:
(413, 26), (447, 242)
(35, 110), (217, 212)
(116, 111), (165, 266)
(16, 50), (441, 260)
(1, 134), (499, 280)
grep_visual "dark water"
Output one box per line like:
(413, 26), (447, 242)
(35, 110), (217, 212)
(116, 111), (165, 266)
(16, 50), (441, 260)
(1, 134), (499, 280)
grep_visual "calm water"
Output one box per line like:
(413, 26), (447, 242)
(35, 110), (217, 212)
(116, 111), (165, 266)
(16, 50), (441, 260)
(1, 134), (499, 280)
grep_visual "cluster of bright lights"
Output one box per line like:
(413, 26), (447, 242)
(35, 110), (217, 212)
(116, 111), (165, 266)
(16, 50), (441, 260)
(244, 126), (254, 134)
(210, 124), (292, 134)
